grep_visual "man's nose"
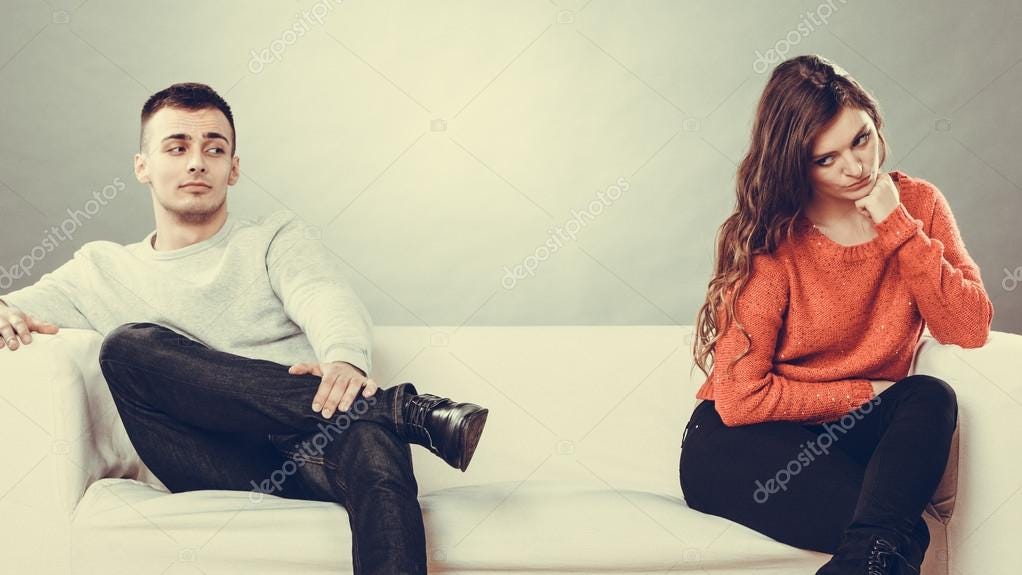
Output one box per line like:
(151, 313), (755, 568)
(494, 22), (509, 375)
(187, 150), (207, 173)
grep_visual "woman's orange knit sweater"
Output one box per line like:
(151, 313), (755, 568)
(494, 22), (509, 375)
(695, 171), (993, 427)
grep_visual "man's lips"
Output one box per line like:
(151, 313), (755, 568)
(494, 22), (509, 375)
(180, 182), (212, 190)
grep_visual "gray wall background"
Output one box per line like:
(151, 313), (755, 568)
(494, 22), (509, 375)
(1, 0), (1019, 334)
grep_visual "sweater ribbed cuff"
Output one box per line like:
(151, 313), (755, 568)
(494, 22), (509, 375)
(807, 379), (875, 424)
(848, 378), (876, 409)
(321, 345), (371, 377)
(874, 203), (921, 256)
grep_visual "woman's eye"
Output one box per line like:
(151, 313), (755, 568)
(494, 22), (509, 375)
(816, 156), (834, 167)
(855, 132), (871, 146)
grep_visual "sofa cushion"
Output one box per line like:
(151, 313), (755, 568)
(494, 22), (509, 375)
(71, 477), (834, 574)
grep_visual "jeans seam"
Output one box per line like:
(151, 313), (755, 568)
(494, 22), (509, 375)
(331, 474), (358, 572)
(281, 449), (326, 466)
(392, 385), (403, 436)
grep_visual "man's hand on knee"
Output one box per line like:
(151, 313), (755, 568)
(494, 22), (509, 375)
(289, 361), (378, 419)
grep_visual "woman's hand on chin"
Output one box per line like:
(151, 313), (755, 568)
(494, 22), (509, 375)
(855, 172), (901, 224)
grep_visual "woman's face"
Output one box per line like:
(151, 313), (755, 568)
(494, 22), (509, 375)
(807, 106), (881, 203)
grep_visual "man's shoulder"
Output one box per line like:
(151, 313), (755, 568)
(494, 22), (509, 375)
(77, 238), (132, 259)
(233, 210), (301, 236)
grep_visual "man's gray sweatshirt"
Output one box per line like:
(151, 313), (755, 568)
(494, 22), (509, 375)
(1, 211), (373, 373)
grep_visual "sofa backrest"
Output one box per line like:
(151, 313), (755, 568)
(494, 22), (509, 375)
(373, 326), (697, 496)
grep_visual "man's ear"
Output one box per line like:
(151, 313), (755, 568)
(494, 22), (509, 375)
(228, 155), (240, 186)
(134, 152), (150, 184)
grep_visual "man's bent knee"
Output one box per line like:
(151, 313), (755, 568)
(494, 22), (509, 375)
(100, 322), (161, 360)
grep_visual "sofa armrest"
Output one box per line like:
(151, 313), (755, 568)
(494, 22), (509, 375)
(911, 330), (1022, 572)
(1, 329), (159, 515)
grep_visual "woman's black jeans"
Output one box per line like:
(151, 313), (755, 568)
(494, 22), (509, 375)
(679, 374), (957, 557)
(98, 322), (427, 575)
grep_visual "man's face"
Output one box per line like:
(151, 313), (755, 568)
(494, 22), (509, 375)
(134, 106), (239, 224)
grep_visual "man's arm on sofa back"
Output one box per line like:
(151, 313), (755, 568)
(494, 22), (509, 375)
(1, 250), (95, 337)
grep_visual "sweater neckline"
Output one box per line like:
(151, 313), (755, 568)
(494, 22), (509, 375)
(794, 170), (905, 262)
(795, 213), (883, 262)
(141, 214), (236, 260)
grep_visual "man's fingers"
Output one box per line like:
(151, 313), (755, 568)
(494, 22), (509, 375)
(311, 372), (338, 413)
(0, 323), (18, 350)
(338, 376), (365, 412)
(0, 313), (77, 349)
(8, 316), (32, 344)
(321, 375), (352, 419)
(27, 315), (59, 335)
(290, 363), (323, 377)
(362, 378), (378, 397)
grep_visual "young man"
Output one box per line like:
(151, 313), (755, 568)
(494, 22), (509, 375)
(0, 82), (489, 574)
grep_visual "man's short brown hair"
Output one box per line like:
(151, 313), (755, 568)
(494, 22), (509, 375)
(140, 83), (236, 154)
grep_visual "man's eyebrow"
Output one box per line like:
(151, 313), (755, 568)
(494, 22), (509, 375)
(812, 123), (869, 160)
(160, 132), (231, 144)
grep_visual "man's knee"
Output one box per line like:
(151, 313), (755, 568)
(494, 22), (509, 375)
(100, 322), (162, 363)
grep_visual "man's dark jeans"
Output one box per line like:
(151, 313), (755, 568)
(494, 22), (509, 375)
(98, 322), (427, 575)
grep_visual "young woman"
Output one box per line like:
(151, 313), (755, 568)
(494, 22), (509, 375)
(681, 54), (992, 575)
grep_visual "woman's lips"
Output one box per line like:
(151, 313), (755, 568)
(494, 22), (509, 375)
(846, 174), (872, 190)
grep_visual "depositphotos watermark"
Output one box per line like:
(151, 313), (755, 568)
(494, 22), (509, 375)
(1002, 266), (1022, 292)
(752, 394), (882, 504)
(752, 0), (849, 74)
(0, 177), (126, 290)
(248, 0), (344, 74)
(248, 394), (377, 502)
(501, 177), (630, 290)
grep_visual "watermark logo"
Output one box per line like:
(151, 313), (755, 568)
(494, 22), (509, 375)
(501, 177), (630, 290)
(0, 177), (126, 290)
(752, 394), (881, 504)
(248, 0), (344, 74)
(248, 394), (376, 502)
(752, 0), (850, 74)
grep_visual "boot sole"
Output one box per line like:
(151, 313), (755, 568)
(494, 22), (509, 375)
(457, 408), (489, 472)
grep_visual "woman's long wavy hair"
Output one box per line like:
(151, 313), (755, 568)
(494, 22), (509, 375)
(692, 55), (889, 376)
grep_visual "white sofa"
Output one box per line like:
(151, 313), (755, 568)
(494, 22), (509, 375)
(2, 326), (1019, 574)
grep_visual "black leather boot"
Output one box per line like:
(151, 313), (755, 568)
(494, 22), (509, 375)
(815, 528), (922, 575)
(401, 393), (489, 472)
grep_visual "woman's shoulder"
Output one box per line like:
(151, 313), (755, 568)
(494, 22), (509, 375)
(748, 249), (791, 285)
